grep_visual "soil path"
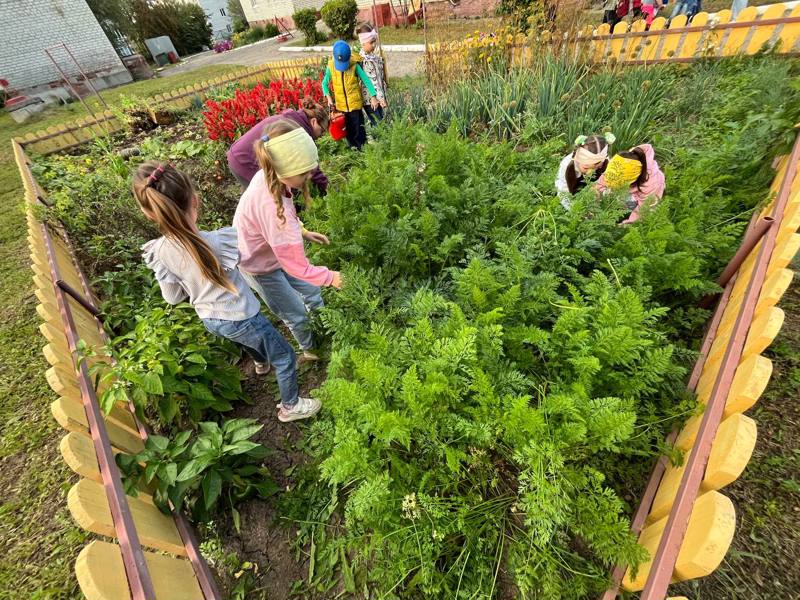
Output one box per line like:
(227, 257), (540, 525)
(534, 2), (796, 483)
(213, 356), (327, 599)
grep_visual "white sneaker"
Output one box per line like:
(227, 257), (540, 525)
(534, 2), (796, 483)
(299, 350), (319, 363)
(277, 397), (321, 422)
(254, 361), (271, 375)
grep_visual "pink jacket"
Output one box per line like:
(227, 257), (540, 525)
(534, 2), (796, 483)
(233, 171), (335, 286)
(596, 144), (665, 223)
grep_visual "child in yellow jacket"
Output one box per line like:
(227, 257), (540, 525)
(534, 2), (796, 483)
(322, 40), (379, 150)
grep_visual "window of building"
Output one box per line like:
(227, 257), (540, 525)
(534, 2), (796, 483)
(227, 24), (232, 32)
(220, 7), (226, 15)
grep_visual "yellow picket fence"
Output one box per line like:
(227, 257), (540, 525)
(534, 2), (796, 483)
(429, 3), (800, 80)
(560, 3), (800, 65)
(14, 139), (222, 599)
(597, 136), (800, 599)
(15, 57), (322, 157)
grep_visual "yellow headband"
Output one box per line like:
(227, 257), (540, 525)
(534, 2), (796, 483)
(604, 155), (642, 190)
(263, 128), (319, 179)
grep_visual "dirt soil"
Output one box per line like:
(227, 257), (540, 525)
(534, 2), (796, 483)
(672, 276), (800, 600)
(210, 355), (327, 599)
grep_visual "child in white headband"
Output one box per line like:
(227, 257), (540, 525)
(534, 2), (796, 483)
(356, 23), (387, 125)
(554, 133), (614, 209)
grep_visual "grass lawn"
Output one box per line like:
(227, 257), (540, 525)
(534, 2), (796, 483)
(0, 62), (242, 599)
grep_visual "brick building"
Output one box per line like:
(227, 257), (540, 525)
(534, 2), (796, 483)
(240, 0), (497, 31)
(0, 0), (131, 96)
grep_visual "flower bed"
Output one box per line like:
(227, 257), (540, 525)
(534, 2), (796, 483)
(202, 78), (324, 142)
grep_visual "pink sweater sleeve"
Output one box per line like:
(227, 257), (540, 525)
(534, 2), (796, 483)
(255, 195), (335, 286)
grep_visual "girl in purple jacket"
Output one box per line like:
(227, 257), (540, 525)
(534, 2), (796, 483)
(226, 99), (330, 193)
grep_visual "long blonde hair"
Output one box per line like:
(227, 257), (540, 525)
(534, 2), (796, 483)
(132, 162), (237, 294)
(253, 118), (313, 225)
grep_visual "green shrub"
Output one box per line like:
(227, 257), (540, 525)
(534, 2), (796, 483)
(118, 418), (277, 522)
(320, 0), (358, 40)
(97, 304), (245, 428)
(293, 8), (322, 45)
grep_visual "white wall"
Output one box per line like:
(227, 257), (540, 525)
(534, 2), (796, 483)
(189, 0), (235, 39)
(0, 0), (130, 92)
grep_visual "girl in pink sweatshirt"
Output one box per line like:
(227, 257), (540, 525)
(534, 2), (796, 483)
(234, 119), (341, 365)
(595, 143), (665, 224)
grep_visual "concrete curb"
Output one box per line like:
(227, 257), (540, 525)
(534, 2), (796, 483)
(279, 44), (425, 52)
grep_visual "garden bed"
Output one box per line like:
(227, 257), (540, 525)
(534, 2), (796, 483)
(27, 54), (800, 599)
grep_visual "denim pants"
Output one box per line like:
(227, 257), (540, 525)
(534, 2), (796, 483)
(241, 269), (323, 351)
(202, 312), (298, 408)
(364, 105), (385, 127)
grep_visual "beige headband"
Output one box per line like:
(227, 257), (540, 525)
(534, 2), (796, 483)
(263, 128), (319, 178)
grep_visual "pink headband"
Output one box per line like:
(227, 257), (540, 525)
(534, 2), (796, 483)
(359, 31), (378, 44)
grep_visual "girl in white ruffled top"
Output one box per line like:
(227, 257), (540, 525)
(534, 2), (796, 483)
(133, 161), (321, 423)
(555, 134), (614, 209)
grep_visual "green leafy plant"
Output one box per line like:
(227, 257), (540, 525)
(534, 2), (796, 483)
(98, 305), (244, 427)
(320, 0), (358, 40)
(293, 8), (322, 45)
(117, 418), (277, 522)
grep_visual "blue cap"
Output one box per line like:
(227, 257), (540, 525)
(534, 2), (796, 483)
(333, 40), (351, 72)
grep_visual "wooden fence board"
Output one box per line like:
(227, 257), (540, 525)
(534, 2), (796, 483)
(51, 398), (144, 454)
(679, 12), (710, 58)
(661, 15), (689, 59)
(747, 3), (786, 53)
(68, 479), (186, 556)
(59, 432), (155, 500)
(76, 541), (202, 600)
(647, 414), (757, 523)
(622, 491), (736, 591)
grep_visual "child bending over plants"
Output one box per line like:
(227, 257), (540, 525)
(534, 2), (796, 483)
(133, 162), (321, 423)
(227, 98), (331, 193)
(322, 40), (379, 150)
(596, 143), (665, 223)
(555, 133), (613, 209)
(355, 23), (388, 126)
(234, 118), (342, 366)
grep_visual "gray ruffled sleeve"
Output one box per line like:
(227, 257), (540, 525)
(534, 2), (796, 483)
(142, 238), (188, 305)
(208, 227), (241, 272)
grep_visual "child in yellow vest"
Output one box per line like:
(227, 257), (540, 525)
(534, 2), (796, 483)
(322, 40), (379, 150)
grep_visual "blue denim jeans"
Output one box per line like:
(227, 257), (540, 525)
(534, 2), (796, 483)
(241, 270), (323, 351)
(364, 105), (385, 127)
(202, 313), (298, 408)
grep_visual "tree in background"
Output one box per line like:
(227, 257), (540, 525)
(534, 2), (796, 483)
(131, 0), (213, 57)
(228, 0), (249, 33)
(321, 0), (358, 39)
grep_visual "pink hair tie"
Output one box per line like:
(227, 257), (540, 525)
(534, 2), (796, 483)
(147, 165), (168, 186)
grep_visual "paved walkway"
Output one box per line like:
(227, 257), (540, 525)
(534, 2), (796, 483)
(160, 37), (424, 79)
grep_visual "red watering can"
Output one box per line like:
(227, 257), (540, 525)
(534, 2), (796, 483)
(329, 112), (346, 141)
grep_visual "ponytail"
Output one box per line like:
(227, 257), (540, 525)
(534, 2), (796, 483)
(253, 117), (313, 224)
(132, 162), (237, 294)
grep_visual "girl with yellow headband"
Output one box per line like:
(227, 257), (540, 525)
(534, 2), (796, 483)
(234, 119), (342, 411)
(595, 143), (665, 224)
(133, 162), (319, 423)
(555, 134), (613, 209)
